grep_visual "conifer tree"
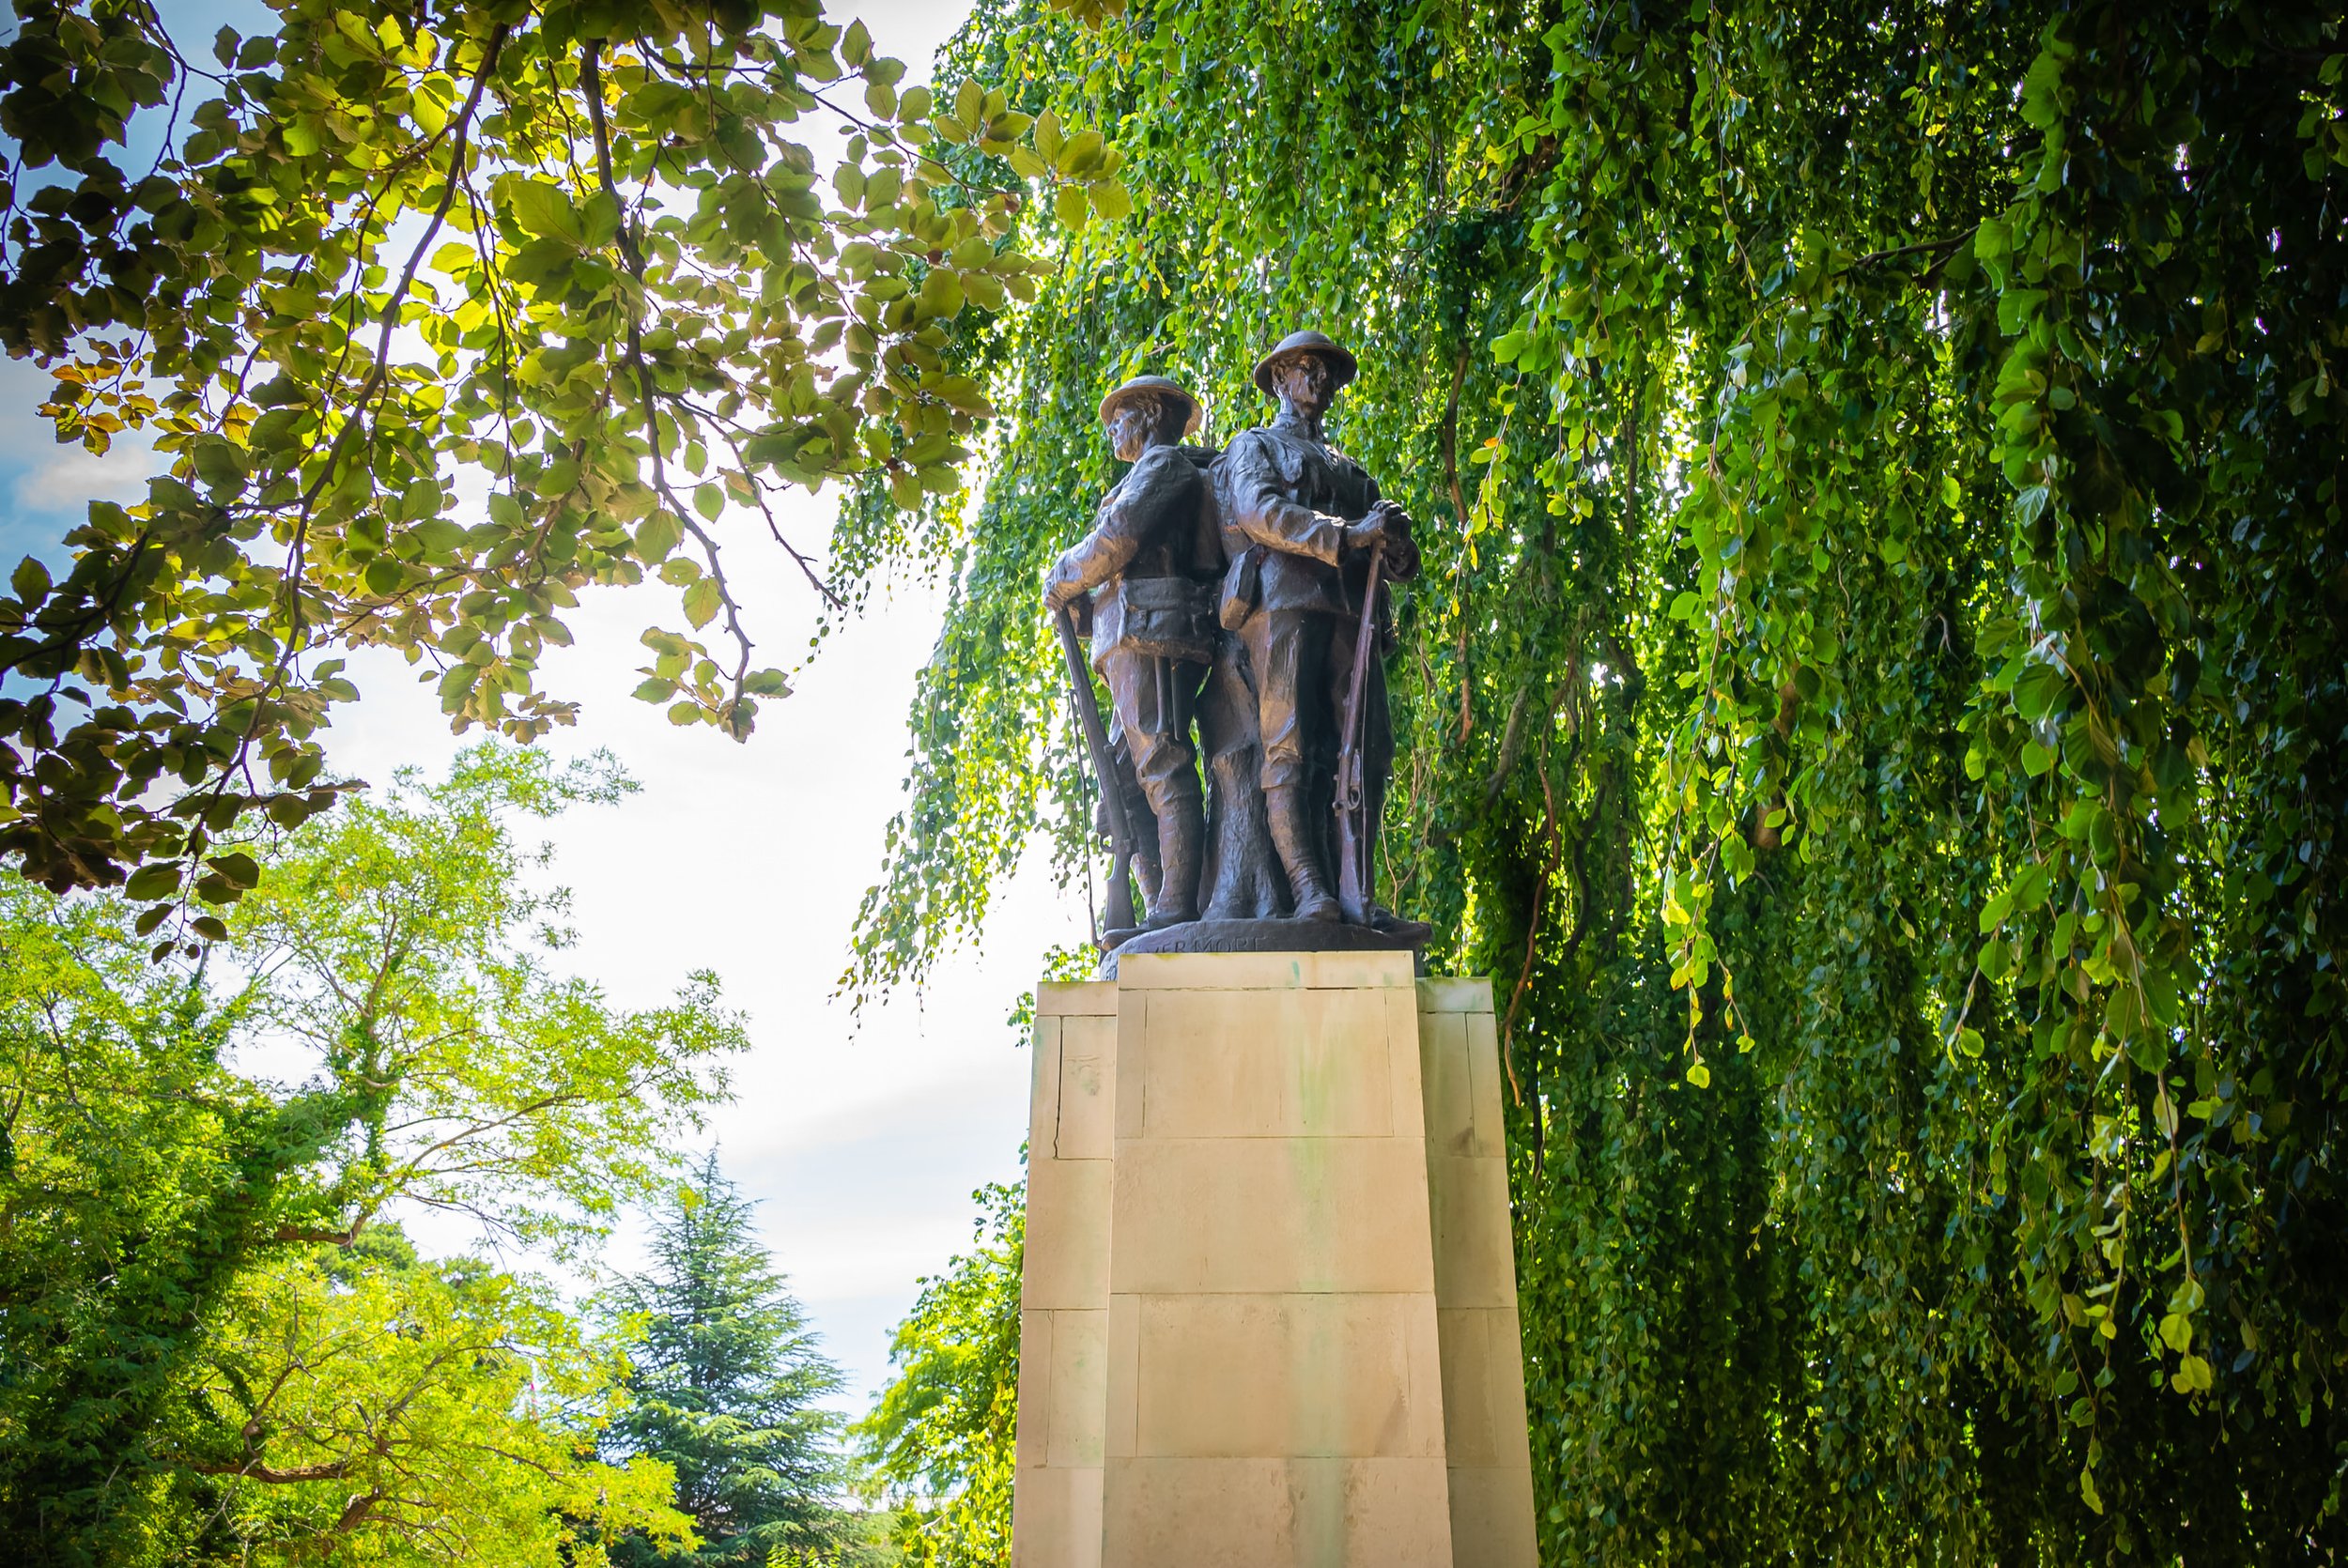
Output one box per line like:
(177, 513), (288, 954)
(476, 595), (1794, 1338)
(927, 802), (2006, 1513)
(604, 1155), (855, 1567)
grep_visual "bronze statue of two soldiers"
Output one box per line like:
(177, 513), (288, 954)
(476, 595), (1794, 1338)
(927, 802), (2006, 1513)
(1043, 331), (1429, 954)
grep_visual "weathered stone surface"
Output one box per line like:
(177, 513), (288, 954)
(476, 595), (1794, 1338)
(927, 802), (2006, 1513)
(1100, 1456), (1455, 1568)
(1012, 955), (1535, 1568)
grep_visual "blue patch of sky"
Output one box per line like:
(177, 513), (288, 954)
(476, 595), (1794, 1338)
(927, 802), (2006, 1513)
(1, 0), (271, 572)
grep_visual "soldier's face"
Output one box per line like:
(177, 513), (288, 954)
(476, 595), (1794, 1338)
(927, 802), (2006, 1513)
(1274, 357), (1336, 416)
(1106, 403), (1155, 461)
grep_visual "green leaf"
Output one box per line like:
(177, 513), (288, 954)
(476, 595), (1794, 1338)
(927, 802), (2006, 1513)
(682, 578), (721, 629)
(919, 268), (965, 319)
(636, 511), (683, 564)
(125, 863), (180, 900)
(192, 441), (246, 491)
(1056, 129), (1104, 176)
(11, 556), (53, 603)
(209, 851), (260, 888)
(504, 180), (584, 245)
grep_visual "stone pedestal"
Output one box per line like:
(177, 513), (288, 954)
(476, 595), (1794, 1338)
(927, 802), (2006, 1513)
(1013, 951), (1537, 1568)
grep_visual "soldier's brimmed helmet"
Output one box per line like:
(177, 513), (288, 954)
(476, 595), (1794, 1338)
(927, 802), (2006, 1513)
(1251, 330), (1358, 397)
(1098, 374), (1202, 438)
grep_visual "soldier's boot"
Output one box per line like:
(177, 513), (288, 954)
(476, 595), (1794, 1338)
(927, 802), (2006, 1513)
(1143, 798), (1204, 930)
(1267, 785), (1341, 922)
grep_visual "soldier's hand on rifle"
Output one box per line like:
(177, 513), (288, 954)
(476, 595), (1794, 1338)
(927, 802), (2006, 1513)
(1043, 555), (1085, 612)
(1347, 500), (1422, 581)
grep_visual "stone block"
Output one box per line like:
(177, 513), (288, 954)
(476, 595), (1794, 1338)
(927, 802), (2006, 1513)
(1417, 1008), (1476, 1158)
(1462, 1007), (1506, 1152)
(1015, 1308), (1053, 1468)
(1010, 1461), (1103, 1568)
(1119, 949), (1317, 991)
(1130, 1292), (1445, 1459)
(1109, 1136), (1436, 1296)
(1110, 948), (1417, 992)
(1053, 1012), (1116, 1160)
(1115, 979), (1159, 1141)
(1381, 984), (1430, 1134)
(1444, 1461), (1538, 1568)
(1030, 1015), (1060, 1147)
(1105, 1293), (1139, 1459)
(1023, 1158), (1110, 1311)
(1426, 1153), (1516, 1310)
(1131, 987), (1398, 1140)
(1045, 1309), (1109, 1468)
(1039, 979), (1117, 1016)
(1101, 1455), (1454, 1568)
(1434, 1307), (1531, 1467)
(1416, 976), (1493, 1015)
(1305, 948), (1419, 990)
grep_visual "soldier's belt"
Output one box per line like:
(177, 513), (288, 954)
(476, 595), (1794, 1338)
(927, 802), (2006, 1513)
(1116, 576), (1218, 664)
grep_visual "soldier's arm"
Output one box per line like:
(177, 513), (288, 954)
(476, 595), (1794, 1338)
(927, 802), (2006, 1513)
(1045, 449), (1198, 606)
(1049, 510), (1140, 600)
(1220, 435), (1345, 564)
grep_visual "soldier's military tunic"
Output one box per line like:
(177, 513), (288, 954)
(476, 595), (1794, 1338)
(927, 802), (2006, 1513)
(1212, 421), (1394, 810)
(1047, 444), (1222, 912)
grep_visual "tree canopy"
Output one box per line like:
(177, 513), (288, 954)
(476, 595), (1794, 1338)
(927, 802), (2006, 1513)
(838, 0), (2348, 1560)
(0, 0), (1120, 937)
(0, 744), (735, 1562)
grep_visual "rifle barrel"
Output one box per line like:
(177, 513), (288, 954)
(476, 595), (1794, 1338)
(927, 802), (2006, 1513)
(1057, 604), (1137, 882)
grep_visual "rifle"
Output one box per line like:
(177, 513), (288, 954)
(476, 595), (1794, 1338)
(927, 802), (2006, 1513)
(1055, 604), (1140, 939)
(1334, 532), (1386, 925)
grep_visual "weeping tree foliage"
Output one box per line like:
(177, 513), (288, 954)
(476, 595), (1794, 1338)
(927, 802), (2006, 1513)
(842, 0), (2348, 1560)
(0, 0), (1124, 938)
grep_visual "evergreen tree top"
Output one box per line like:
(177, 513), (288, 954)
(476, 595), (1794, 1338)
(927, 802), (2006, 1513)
(602, 1153), (855, 1568)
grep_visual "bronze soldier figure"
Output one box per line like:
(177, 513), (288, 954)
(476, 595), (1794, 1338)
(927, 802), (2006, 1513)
(1213, 331), (1423, 929)
(1043, 376), (1222, 930)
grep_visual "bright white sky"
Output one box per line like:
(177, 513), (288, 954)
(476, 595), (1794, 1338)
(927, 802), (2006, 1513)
(0, 0), (1078, 1415)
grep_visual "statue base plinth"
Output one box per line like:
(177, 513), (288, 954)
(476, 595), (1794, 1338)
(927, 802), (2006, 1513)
(1014, 950), (1537, 1568)
(1101, 917), (1422, 976)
